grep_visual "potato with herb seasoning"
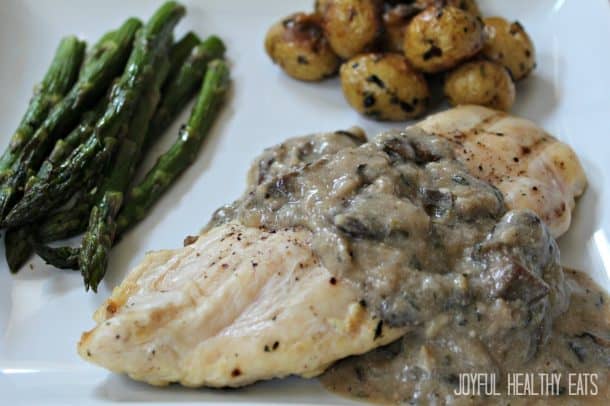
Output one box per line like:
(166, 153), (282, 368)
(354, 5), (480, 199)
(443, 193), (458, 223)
(321, 0), (382, 59)
(415, 0), (481, 18)
(403, 5), (484, 73)
(444, 60), (515, 111)
(382, 3), (420, 52)
(265, 12), (341, 81)
(340, 53), (429, 121)
(482, 17), (536, 81)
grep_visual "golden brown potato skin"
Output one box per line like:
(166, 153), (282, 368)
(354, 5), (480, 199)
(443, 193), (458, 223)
(403, 5), (484, 73)
(415, 0), (481, 18)
(482, 17), (536, 80)
(265, 12), (340, 81)
(315, 0), (331, 14)
(382, 4), (420, 52)
(322, 0), (382, 59)
(444, 60), (515, 111)
(340, 53), (430, 121)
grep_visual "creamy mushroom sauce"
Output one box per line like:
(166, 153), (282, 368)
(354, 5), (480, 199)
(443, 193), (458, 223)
(322, 268), (610, 405)
(209, 128), (609, 404)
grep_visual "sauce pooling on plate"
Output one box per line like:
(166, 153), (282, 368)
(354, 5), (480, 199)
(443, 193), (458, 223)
(210, 128), (608, 404)
(321, 269), (610, 405)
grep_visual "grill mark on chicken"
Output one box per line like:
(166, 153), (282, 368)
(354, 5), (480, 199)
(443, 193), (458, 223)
(472, 109), (505, 132)
(418, 105), (587, 237)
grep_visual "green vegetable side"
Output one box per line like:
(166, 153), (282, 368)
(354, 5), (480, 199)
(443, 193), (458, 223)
(0, 1), (230, 291)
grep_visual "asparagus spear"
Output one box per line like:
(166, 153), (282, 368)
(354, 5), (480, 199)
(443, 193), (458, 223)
(166, 32), (201, 82)
(80, 50), (172, 291)
(17, 34), (203, 242)
(0, 18), (142, 221)
(9, 141), (115, 272)
(36, 197), (94, 242)
(143, 36), (226, 152)
(4, 227), (33, 273)
(26, 99), (107, 190)
(4, 130), (113, 273)
(36, 45), (228, 243)
(116, 59), (230, 236)
(80, 191), (122, 290)
(2, 2), (185, 228)
(29, 37), (214, 250)
(33, 243), (80, 270)
(2, 135), (118, 228)
(0, 36), (86, 176)
(6, 103), (99, 270)
(87, 1), (184, 155)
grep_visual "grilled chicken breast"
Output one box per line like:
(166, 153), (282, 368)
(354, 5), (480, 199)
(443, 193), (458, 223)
(417, 105), (587, 237)
(79, 223), (406, 387)
(79, 108), (587, 388)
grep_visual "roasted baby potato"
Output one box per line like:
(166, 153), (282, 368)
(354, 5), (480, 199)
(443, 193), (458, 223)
(403, 5), (484, 73)
(415, 0), (481, 18)
(340, 53), (429, 120)
(265, 12), (340, 81)
(444, 60), (515, 111)
(382, 3), (420, 52)
(482, 17), (536, 80)
(322, 0), (382, 59)
(315, 0), (331, 14)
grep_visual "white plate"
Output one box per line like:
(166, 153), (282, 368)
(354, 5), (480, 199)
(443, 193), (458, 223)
(1, 0), (609, 404)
